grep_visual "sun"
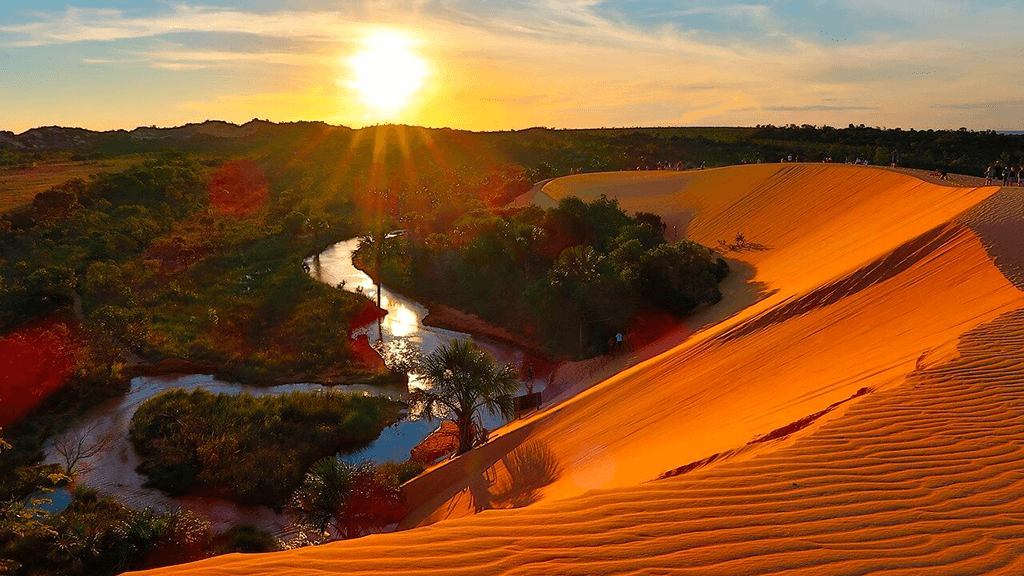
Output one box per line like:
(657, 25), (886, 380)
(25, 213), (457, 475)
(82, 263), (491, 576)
(349, 32), (428, 112)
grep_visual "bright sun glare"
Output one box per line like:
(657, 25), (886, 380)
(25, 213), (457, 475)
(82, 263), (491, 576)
(349, 32), (427, 112)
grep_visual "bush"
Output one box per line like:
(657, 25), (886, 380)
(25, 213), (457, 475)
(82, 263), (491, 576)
(3, 490), (213, 576)
(215, 524), (282, 554)
(635, 241), (727, 315)
(378, 460), (425, 484)
(289, 458), (404, 541)
(129, 389), (404, 507)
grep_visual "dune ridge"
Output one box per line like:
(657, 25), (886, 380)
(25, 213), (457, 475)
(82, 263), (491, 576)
(136, 165), (1024, 576)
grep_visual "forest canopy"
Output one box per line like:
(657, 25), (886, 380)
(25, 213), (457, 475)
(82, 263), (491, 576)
(360, 195), (729, 357)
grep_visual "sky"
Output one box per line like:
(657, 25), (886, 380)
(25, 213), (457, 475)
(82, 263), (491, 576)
(1, 0), (1022, 133)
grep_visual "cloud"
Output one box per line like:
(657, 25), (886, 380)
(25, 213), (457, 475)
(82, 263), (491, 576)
(2, 1), (1023, 131)
(761, 105), (881, 112)
(680, 93), (754, 124)
(0, 5), (363, 47)
(149, 61), (210, 71)
(933, 99), (1024, 110)
(0, 2), (746, 61)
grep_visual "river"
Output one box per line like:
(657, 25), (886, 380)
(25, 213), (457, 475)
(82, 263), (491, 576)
(306, 238), (545, 463)
(39, 237), (543, 536)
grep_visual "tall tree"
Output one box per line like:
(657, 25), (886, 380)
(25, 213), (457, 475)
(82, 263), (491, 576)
(358, 230), (401, 342)
(411, 339), (520, 454)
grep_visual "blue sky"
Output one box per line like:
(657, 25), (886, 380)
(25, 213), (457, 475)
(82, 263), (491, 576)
(1, 1), (1022, 132)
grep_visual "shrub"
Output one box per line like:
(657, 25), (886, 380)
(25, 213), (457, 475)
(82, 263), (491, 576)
(215, 524), (282, 554)
(389, 195), (729, 357)
(4, 490), (213, 576)
(378, 460), (425, 484)
(289, 458), (404, 541)
(130, 389), (403, 507)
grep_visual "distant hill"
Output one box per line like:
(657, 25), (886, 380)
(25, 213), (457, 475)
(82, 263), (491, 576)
(0, 119), (338, 151)
(1, 121), (1021, 178)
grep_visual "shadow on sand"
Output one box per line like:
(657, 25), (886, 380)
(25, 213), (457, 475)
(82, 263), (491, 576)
(457, 436), (562, 515)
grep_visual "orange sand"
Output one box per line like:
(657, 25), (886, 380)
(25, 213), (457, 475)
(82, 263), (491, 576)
(135, 165), (1024, 576)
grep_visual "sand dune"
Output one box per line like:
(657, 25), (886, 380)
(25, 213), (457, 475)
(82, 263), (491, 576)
(136, 165), (1024, 576)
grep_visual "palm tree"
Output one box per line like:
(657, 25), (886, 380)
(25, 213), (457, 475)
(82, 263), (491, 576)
(411, 339), (520, 455)
(550, 244), (603, 286)
(549, 245), (605, 356)
(358, 229), (400, 342)
(289, 458), (403, 541)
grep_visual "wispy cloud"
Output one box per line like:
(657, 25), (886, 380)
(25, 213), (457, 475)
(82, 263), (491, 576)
(82, 46), (334, 70)
(149, 61), (210, 71)
(1, 5), (364, 47)
(1, 1), (1022, 131)
(761, 105), (881, 112)
(933, 99), (1024, 111)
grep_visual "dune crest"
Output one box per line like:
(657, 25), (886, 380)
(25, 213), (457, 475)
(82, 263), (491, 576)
(136, 165), (1024, 576)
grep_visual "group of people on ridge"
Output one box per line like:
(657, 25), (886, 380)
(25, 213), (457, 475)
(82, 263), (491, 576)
(985, 164), (1023, 186)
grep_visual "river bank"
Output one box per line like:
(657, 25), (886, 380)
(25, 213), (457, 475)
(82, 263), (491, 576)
(306, 239), (551, 465)
(22, 236), (548, 539)
(123, 344), (400, 388)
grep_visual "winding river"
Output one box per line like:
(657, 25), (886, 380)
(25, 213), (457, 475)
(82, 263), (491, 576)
(306, 238), (545, 462)
(39, 238), (543, 536)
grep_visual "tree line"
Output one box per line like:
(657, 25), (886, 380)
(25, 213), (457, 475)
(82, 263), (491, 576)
(361, 195), (729, 358)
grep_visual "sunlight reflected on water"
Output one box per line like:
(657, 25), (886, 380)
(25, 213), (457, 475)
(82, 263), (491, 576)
(381, 294), (419, 338)
(305, 237), (547, 463)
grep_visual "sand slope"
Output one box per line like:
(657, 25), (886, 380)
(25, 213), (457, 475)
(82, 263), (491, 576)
(136, 165), (1024, 576)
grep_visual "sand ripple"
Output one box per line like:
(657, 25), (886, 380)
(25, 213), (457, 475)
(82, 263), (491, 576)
(134, 167), (1024, 576)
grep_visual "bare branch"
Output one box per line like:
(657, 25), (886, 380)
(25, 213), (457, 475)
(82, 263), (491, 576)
(53, 421), (116, 476)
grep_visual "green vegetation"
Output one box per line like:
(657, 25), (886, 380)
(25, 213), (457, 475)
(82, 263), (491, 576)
(1, 436), (215, 576)
(213, 524), (281, 554)
(289, 458), (404, 541)
(7, 123), (1023, 185)
(366, 195), (728, 357)
(0, 160), (138, 214)
(378, 460), (425, 485)
(411, 339), (520, 454)
(5, 123), (1020, 381)
(0, 156), (384, 385)
(129, 389), (404, 507)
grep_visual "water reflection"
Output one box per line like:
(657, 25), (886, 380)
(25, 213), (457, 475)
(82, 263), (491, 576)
(307, 238), (546, 464)
(309, 239), (478, 392)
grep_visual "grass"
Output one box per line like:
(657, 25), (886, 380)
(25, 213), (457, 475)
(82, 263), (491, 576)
(0, 158), (137, 213)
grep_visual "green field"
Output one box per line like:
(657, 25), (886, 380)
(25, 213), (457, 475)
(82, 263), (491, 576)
(0, 159), (137, 213)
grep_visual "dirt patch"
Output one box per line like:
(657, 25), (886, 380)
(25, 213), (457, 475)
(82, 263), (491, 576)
(422, 303), (559, 363)
(410, 421), (467, 464)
